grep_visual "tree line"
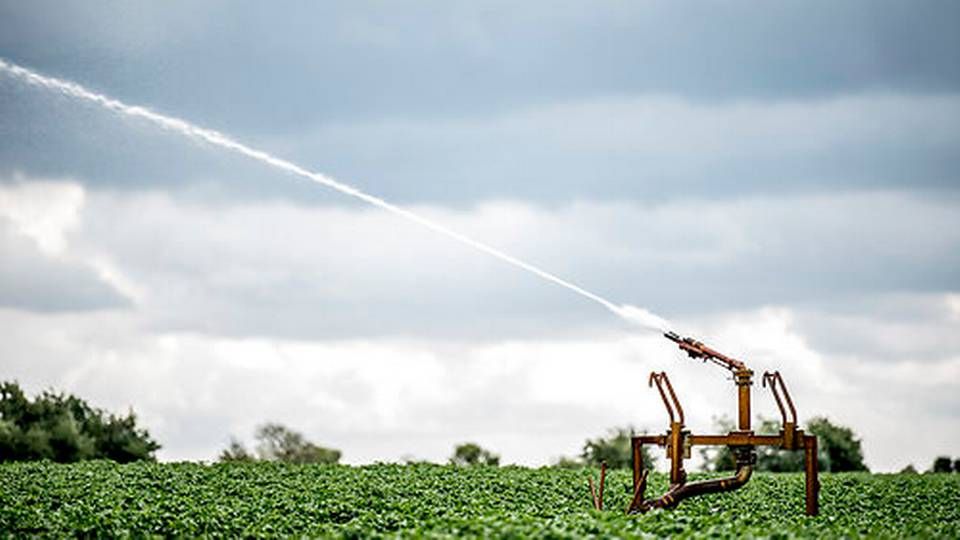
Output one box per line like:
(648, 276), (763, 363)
(930, 456), (960, 474)
(552, 416), (868, 473)
(3, 380), (951, 473)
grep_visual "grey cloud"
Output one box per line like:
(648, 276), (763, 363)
(790, 294), (960, 363)
(0, 220), (129, 312)
(277, 94), (960, 204)
(0, 81), (336, 206)
(1, 1), (958, 135)
(67, 189), (959, 341)
(2, 80), (958, 206)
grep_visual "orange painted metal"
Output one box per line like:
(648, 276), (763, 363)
(621, 332), (820, 516)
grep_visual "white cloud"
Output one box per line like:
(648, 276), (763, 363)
(0, 177), (129, 312)
(2, 299), (956, 471)
(946, 294), (960, 321)
(0, 173), (84, 256)
(0, 176), (957, 471)
(50, 184), (958, 340)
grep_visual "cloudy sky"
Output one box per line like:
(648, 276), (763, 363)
(1, 1), (958, 471)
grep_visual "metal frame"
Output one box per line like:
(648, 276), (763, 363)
(622, 332), (819, 516)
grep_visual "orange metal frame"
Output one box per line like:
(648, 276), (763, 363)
(622, 332), (819, 516)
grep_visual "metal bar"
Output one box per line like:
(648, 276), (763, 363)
(626, 469), (648, 514)
(635, 435), (666, 446)
(804, 435), (820, 516)
(632, 438), (643, 490)
(686, 434), (784, 446)
(735, 369), (753, 431)
(668, 422), (685, 485)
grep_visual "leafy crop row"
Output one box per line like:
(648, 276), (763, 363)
(1, 461), (957, 538)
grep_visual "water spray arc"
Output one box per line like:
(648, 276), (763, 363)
(3, 59), (820, 516)
(0, 58), (668, 333)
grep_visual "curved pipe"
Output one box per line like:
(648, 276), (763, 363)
(637, 463), (754, 512)
(762, 372), (788, 425)
(763, 371), (797, 425)
(661, 374), (685, 425)
(649, 372), (677, 424)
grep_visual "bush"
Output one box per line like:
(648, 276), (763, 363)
(701, 416), (868, 472)
(219, 423), (340, 464)
(450, 442), (499, 466)
(808, 417), (868, 472)
(581, 426), (654, 470)
(0, 381), (159, 462)
(932, 456), (953, 473)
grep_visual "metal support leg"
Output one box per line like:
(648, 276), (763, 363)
(632, 439), (641, 491)
(803, 435), (820, 516)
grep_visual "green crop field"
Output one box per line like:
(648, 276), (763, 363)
(1, 462), (957, 538)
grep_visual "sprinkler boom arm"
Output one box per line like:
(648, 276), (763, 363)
(663, 331), (745, 371)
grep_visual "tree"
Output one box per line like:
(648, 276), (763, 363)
(219, 423), (341, 464)
(701, 416), (868, 472)
(254, 423), (341, 464)
(699, 416), (739, 472)
(450, 442), (499, 466)
(0, 381), (159, 463)
(755, 418), (804, 472)
(932, 456), (953, 473)
(808, 417), (868, 472)
(552, 456), (584, 469)
(581, 426), (654, 470)
(954, 459), (960, 473)
(700, 416), (794, 472)
(218, 437), (255, 462)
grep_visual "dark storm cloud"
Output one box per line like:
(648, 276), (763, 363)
(0, 79), (338, 205)
(2, 76), (958, 205)
(2, 1), (959, 132)
(2, 1), (959, 204)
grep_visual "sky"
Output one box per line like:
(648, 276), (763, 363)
(1, 1), (958, 471)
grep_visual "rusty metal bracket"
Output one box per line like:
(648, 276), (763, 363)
(762, 371), (797, 426)
(649, 372), (685, 426)
(763, 371), (802, 449)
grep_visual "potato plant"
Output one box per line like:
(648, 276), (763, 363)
(1, 461), (957, 538)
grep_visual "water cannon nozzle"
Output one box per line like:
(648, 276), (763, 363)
(663, 332), (745, 372)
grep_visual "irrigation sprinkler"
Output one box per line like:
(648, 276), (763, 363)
(0, 58), (821, 517)
(618, 332), (820, 516)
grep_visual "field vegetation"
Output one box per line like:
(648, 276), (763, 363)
(2, 461), (957, 538)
